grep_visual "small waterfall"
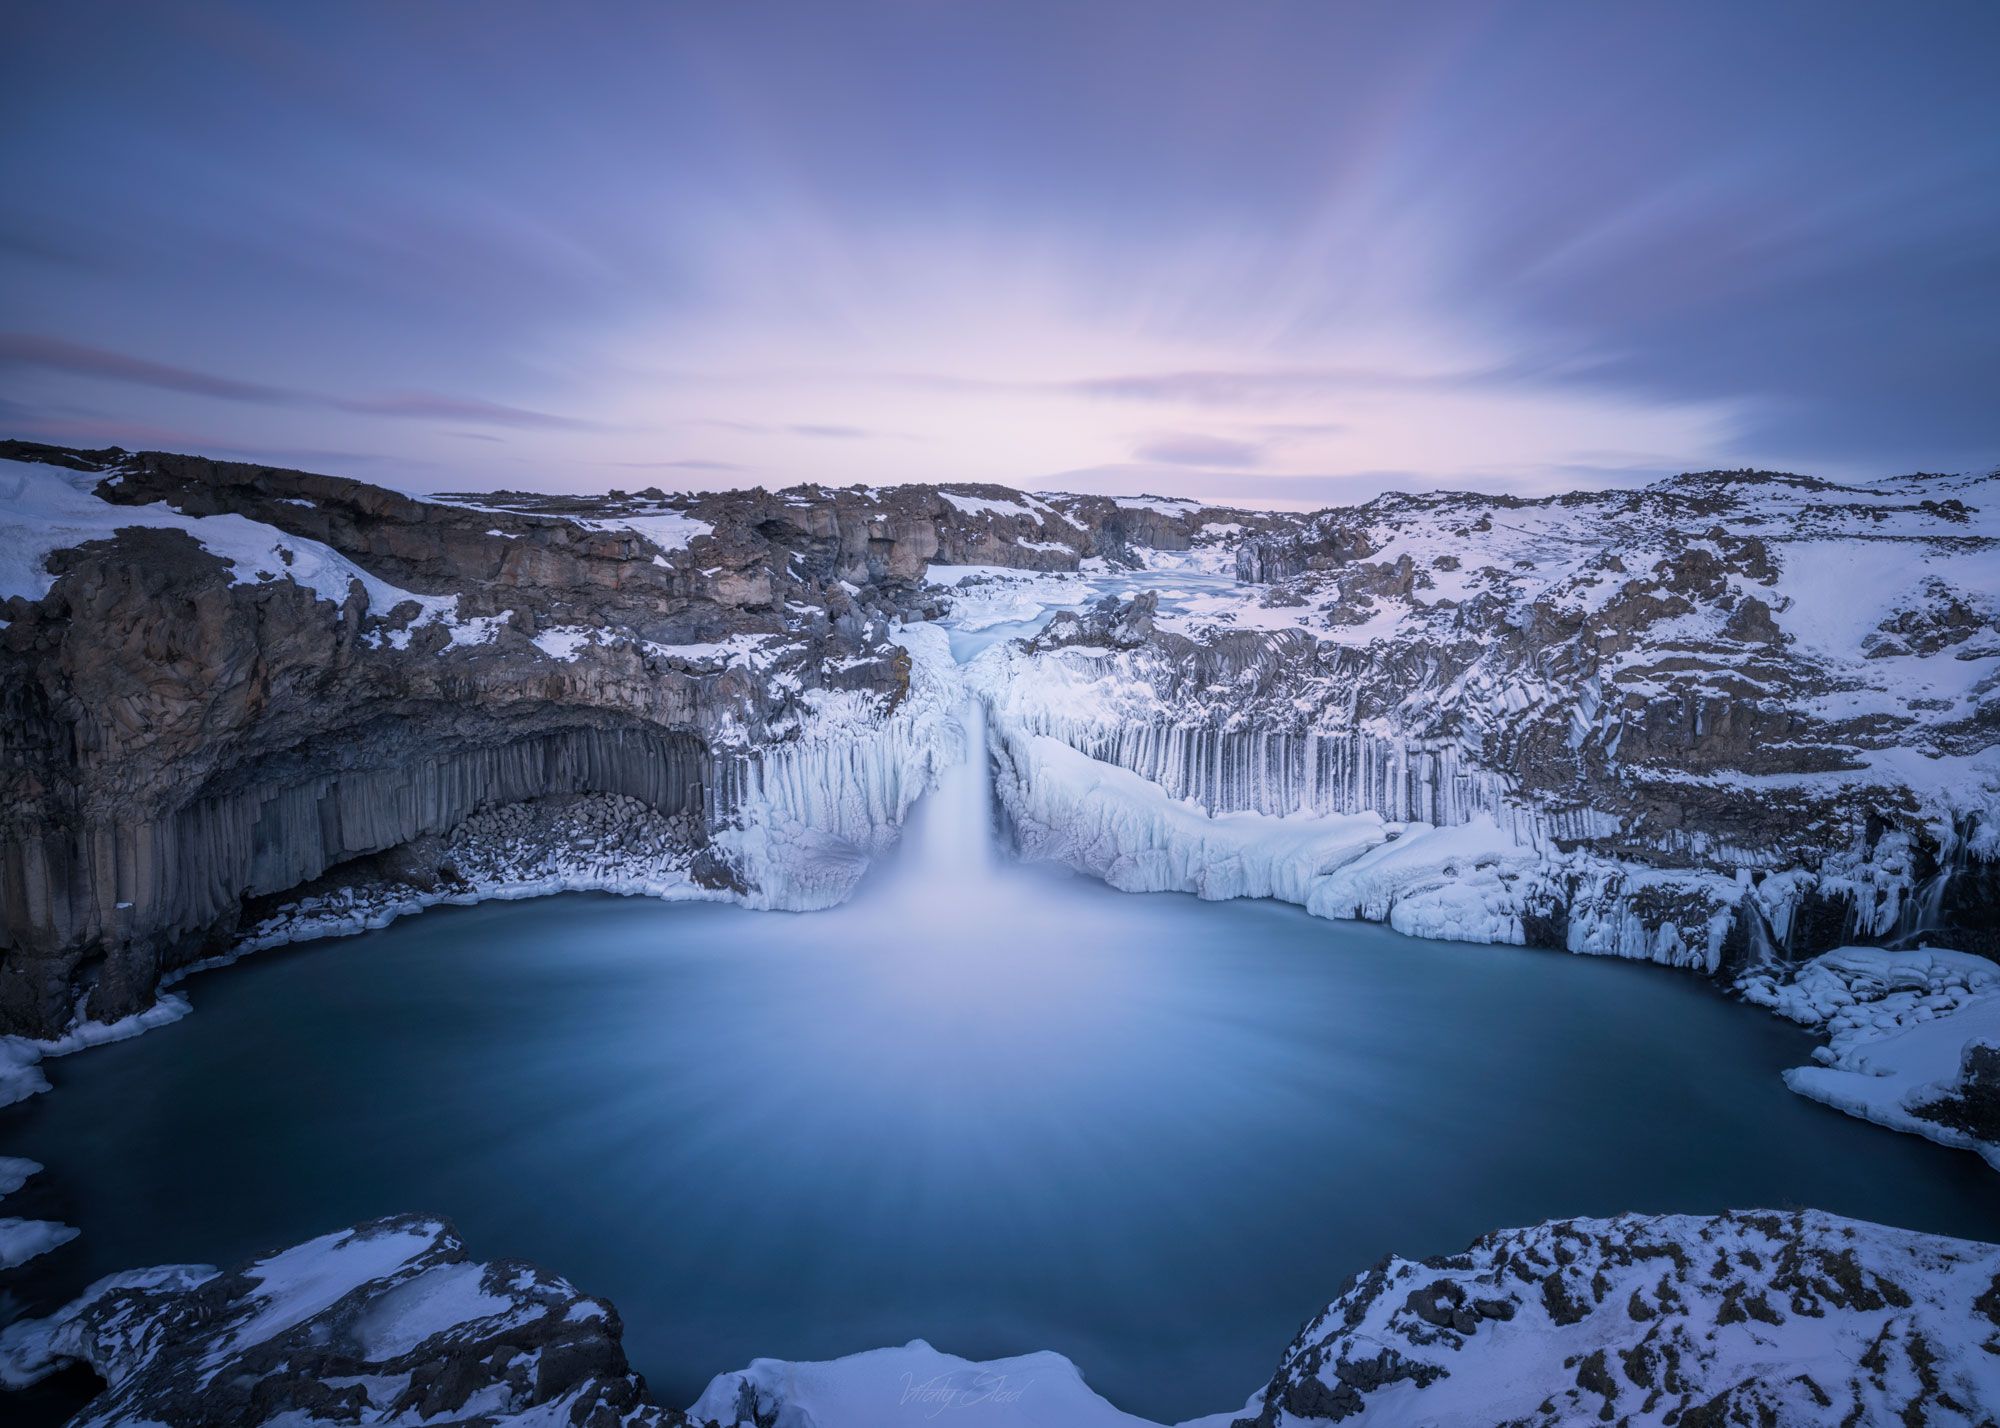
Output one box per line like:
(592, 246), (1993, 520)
(1895, 854), (1960, 945)
(865, 699), (1000, 908)
(905, 700), (995, 881)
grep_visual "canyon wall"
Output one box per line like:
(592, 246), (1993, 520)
(0, 443), (1249, 1035)
(974, 470), (2000, 971)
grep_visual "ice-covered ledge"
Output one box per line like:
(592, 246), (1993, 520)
(987, 722), (1539, 944)
(1742, 945), (2000, 1168)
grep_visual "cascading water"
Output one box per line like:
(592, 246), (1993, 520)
(919, 700), (995, 879)
(869, 698), (1001, 902)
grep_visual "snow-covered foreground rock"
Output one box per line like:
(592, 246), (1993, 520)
(1230, 1210), (2000, 1427)
(10, 1212), (1992, 1428)
(691, 1341), (1229, 1428)
(1742, 946), (2000, 1168)
(0, 1216), (679, 1427)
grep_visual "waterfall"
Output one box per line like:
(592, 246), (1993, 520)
(902, 700), (995, 883)
(1894, 852), (1961, 945)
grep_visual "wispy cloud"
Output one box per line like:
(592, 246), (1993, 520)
(1, 333), (295, 404)
(0, 333), (600, 432)
(1133, 432), (1263, 468)
(7, 5), (1995, 493)
(612, 458), (744, 471)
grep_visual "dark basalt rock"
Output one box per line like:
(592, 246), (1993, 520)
(1028, 592), (1159, 652)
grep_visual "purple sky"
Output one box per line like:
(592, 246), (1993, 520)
(6, 2), (1997, 503)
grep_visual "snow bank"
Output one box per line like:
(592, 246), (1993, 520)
(1742, 946), (2000, 1167)
(0, 1217), (80, 1272)
(689, 1338), (1235, 1428)
(0, 1037), (51, 1108)
(0, 1157), (78, 1271)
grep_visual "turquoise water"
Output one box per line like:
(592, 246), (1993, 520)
(4, 852), (1995, 1422)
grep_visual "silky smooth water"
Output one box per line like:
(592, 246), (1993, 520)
(5, 811), (1997, 1421)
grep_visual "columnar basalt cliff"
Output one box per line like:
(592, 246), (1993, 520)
(976, 470), (2000, 971)
(3, 441), (1998, 1080)
(0, 442), (1255, 1037)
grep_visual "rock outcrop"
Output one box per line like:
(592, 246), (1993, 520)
(1229, 1209), (2000, 1427)
(0, 1215), (684, 1427)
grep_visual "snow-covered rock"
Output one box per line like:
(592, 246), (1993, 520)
(690, 1340), (1223, 1428)
(1230, 1209), (2000, 1427)
(1742, 945), (2000, 1167)
(987, 467), (2000, 978)
(0, 1215), (675, 1426)
(18, 1211), (1990, 1427)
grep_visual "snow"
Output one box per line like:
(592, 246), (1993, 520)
(445, 609), (512, 648)
(0, 1217), (80, 1271)
(689, 1339), (1234, 1428)
(578, 507), (713, 554)
(0, 457), (455, 628)
(928, 563), (1092, 630)
(0, 1036), (51, 1108)
(1246, 1209), (2000, 1428)
(0, 1157), (39, 1196)
(34, 993), (192, 1057)
(1742, 945), (2000, 1167)
(643, 632), (773, 667)
(0, 1157), (77, 1272)
(1112, 496), (1200, 515)
(349, 1261), (517, 1362)
(941, 491), (1036, 520)
(1768, 536), (2000, 659)
(532, 625), (598, 661)
(226, 1223), (442, 1354)
(990, 727), (1537, 943)
(0, 1264), (218, 1390)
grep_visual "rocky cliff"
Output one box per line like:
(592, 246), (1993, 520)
(977, 469), (2000, 973)
(0, 442), (1257, 1037)
(4, 443), (1998, 1049)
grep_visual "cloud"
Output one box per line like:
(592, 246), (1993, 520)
(612, 458), (744, 471)
(0, 332), (295, 404)
(687, 418), (884, 441)
(332, 391), (598, 430)
(1133, 432), (1263, 468)
(1052, 365), (1519, 406)
(0, 332), (599, 432)
(3, 409), (393, 471)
